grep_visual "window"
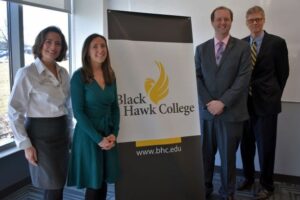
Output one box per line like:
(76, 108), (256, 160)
(0, 1), (13, 148)
(23, 5), (70, 71)
(0, 1), (71, 150)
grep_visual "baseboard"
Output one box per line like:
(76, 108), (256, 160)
(214, 166), (300, 185)
(0, 177), (31, 199)
(272, 173), (300, 185)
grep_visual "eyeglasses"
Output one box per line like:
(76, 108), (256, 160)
(247, 18), (264, 24)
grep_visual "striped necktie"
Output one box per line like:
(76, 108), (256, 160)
(249, 41), (257, 96)
(216, 42), (224, 65)
(250, 41), (257, 69)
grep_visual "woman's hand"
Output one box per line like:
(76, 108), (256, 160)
(98, 137), (114, 150)
(24, 146), (38, 166)
(107, 134), (116, 143)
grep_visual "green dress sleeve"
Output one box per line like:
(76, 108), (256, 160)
(111, 82), (120, 136)
(71, 70), (102, 144)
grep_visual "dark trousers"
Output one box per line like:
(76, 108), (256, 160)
(240, 114), (278, 191)
(44, 189), (63, 200)
(85, 183), (107, 200)
(201, 119), (242, 198)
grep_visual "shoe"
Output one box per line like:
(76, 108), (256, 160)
(205, 183), (213, 198)
(205, 187), (213, 198)
(254, 188), (273, 200)
(220, 195), (235, 200)
(228, 196), (236, 200)
(237, 180), (254, 191)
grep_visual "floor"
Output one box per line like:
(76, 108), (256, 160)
(1, 184), (114, 200)
(209, 175), (300, 200)
(2, 175), (300, 200)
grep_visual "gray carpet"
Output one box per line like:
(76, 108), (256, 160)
(2, 176), (300, 200)
(209, 175), (300, 200)
(2, 184), (114, 200)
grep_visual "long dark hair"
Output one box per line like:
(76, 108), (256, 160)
(81, 33), (115, 84)
(32, 26), (68, 62)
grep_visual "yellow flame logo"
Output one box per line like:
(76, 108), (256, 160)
(144, 61), (169, 104)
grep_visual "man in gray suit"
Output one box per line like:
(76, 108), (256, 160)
(195, 6), (251, 200)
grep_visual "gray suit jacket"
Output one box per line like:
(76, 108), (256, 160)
(195, 36), (252, 122)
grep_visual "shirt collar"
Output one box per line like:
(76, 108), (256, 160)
(34, 57), (61, 75)
(250, 31), (264, 44)
(214, 35), (230, 47)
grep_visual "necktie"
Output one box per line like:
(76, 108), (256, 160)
(216, 42), (224, 65)
(250, 41), (257, 69)
(249, 41), (257, 96)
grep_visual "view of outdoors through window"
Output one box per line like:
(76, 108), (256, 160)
(0, 2), (69, 148)
(0, 1), (12, 147)
(23, 5), (69, 70)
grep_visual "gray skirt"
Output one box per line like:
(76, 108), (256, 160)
(25, 115), (69, 189)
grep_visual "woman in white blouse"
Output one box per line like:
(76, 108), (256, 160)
(8, 26), (72, 200)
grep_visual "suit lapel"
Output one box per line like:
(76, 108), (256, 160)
(218, 36), (235, 69)
(207, 39), (218, 69)
(257, 31), (269, 60)
(244, 31), (269, 62)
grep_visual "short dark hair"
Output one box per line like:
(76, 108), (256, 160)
(246, 5), (265, 18)
(81, 33), (116, 84)
(210, 6), (233, 22)
(32, 26), (68, 62)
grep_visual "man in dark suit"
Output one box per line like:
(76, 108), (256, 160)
(195, 6), (251, 200)
(238, 6), (289, 200)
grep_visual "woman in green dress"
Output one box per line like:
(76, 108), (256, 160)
(67, 34), (120, 200)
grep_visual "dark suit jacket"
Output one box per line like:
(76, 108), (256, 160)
(195, 36), (252, 122)
(243, 31), (289, 116)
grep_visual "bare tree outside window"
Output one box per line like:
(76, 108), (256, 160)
(0, 1), (13, 147)
(0, 2), (70, 148)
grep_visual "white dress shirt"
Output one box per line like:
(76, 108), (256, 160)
(214, 35), (230, 56)
(8, 57), (72, 149)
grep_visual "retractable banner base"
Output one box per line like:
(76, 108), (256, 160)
(116, 136), (204, 200)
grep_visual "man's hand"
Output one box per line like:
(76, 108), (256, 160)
(206, 100), (225, 116)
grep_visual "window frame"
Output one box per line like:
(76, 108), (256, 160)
(0, 1), (71, 152)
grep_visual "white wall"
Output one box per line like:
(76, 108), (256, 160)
(275, 102), (300, 176)
(105, 0), (300, 103)
(72, 0), (300, 177)
(71, 0), (104, 70)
